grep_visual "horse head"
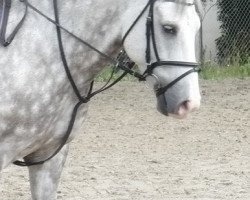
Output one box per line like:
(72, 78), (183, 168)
(122, 0), (201, 119)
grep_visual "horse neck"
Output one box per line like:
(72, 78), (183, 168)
(27, 0), (128, 56)
(25, 0), (143, 88)
(59, 0), (126, 52)
(56, 0), (129, 77)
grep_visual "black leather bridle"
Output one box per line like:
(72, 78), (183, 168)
(0, 0), (200, 166)
(122, 0), (201, 97)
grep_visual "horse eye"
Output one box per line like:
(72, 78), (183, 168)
(162, 25), (176, 34)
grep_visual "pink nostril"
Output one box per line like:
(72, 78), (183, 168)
(168, 100), (200, 119)
(181, 100), (188, 110)
(183, 100), (200, 111)
(177, 100), (200, 117)
(183, 100), (192, 111)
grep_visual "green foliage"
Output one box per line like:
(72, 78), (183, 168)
(96, 61), (250, 82)
(216, 0), (250, 65)
(200, 61), (250, 80)
(95, 66), (136, 82)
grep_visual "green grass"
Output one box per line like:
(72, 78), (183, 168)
(95, 67), (137, 82)
(96, 62), (250, 82)
(200, 62), (250, 80)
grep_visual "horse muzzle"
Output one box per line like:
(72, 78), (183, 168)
(157, 93), (201, 118)
(146, 67), (201, 118)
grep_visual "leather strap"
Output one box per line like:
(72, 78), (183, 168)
(144, 61), (199, 75)
(155, 67), (201, 96)
(0, 0), (28, 46)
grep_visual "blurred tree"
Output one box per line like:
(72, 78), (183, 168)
(216, 0), (250, 65)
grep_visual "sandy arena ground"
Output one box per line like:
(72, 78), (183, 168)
(1, 78), (250, 200)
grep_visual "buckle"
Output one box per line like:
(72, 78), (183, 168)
(194, 67), (201, 73)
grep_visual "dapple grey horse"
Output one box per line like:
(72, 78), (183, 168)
(0, 0), (203, 199)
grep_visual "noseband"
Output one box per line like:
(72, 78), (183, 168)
(121, 0), (200, 96)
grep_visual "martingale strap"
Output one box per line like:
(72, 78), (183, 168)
(0, 0), (27, 46)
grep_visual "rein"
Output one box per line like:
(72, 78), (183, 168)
(0, 0), (27, 46)
(0, 0), (200, 166)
